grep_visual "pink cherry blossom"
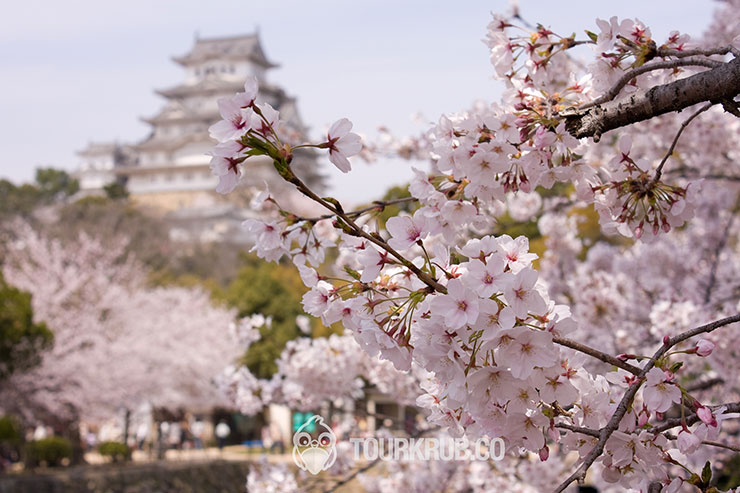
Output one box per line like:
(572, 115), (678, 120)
(326, 118), (362, 173)
(432, 278), (480, 330)
(642, 368), (681, 413)
(208, 97), (253, 142)
(386, 213), (428, 251)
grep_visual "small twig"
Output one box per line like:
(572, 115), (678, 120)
(297, 196), (418, 223)
(665, 313), (740, 348)
(703, 214), (736, 304)
(664, 432), (740, 453)
(555, 423), (600, 438)
(651, 402), (740, 434)
(685, 377), (725, 392)
(579, 58), (723, 111)
(553, 336), (642, 375)
(653, 102), (713, 182)
(701, 439), (740, 453)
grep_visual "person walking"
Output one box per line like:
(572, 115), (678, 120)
(215, 420), (230, 452)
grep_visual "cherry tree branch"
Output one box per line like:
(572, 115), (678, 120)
(651, 402), (740, 434)
(553, 336), (641, 375)
(296, 196), (418, 223)
(563, 56), (740, 141)
(286, 172), (447, 293)
(553, 314), (740, 493)
(700, 439), (740, 453)
(579, 58), (723, 111)
(666, 313), (740, 347)
(686, 377), (725, 392)
(558, 401), (740, 440)
(663, 432), (740, 453)
(555, 423), (600, 438)
(656, 45), (740, 59)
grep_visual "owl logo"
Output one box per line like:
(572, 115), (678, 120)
(292, 414), (336, 475)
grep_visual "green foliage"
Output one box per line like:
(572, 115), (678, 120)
(24, 437), (73, 468)
(0, 168), (79, 220)
(98, 441), (131, 462)
(374, 185), (418, 228)
(715, 454), (740, 490)
(0, 416), (22, 446)
(0, 180), (43, 219)
(103, 180), (129, 200)
(215, 254), (318, 378)
(0, 273), (53, 381)
(34, 168), (79, 199)
(0, 415), (24, 465)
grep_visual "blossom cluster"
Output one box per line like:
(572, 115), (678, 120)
(208, 77), (362, 195)
(208, 5), (740, 491)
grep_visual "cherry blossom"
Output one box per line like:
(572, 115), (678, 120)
(325, 118), (362, 173)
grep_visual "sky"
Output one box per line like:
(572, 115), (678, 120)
(0, 1), (715, 204)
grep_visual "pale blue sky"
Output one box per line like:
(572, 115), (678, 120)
(0, 1), (714, 204)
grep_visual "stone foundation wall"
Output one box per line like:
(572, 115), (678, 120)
(0, 459), (250, 493)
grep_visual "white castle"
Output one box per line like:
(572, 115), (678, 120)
(76, 33), (323, 222)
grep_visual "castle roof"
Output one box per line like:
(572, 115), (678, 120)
(172, 33), (278, 68)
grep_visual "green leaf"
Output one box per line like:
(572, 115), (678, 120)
(702, 461), (712, 484)
(343, 266), (361, 281)
(585, 30), (598, 43)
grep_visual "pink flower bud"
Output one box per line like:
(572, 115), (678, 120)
(695, 339), (715, 357)
(663, 335), (671, 345)
(697, 406), (716, 427)
(638, 411), (649, 427)
(539, 445), (549, 462)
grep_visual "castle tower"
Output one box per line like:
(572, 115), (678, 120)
(77, 33), (323, 213)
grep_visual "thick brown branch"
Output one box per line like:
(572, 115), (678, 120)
(564, 56), (740, 140)
(656, 45), (740, 59)
(579, 58), (722, 111)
